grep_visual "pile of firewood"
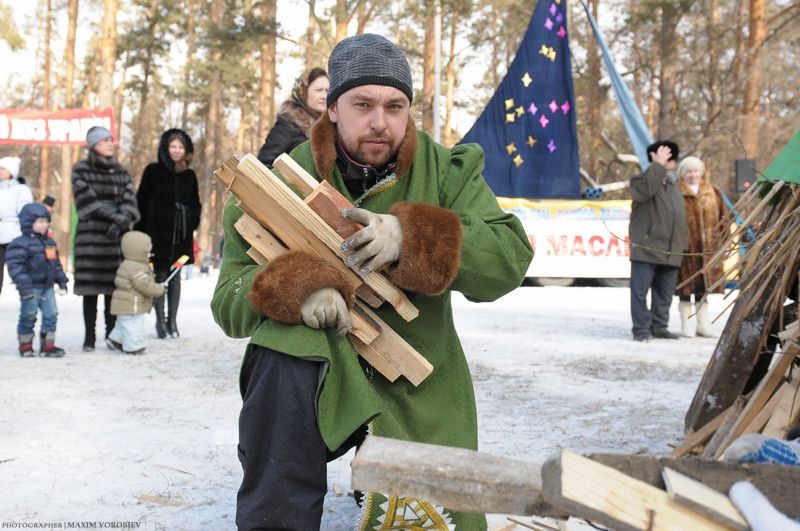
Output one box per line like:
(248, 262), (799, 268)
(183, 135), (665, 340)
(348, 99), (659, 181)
(675, 180), (800, 458)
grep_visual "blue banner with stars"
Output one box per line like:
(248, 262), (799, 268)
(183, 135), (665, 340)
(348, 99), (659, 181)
(460, 0), (580, 198)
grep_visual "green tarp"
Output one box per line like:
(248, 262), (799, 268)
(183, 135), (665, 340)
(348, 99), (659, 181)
(762, 127), (800, 184)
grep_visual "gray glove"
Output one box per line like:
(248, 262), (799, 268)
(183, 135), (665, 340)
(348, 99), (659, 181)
(340, 207), (403, 275)
(300, 287), (351, 336)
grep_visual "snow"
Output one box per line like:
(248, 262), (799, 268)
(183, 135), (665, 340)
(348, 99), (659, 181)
(0, 273), (730, 530)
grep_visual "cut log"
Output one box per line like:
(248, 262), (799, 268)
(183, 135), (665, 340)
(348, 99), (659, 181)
(305, 180), (364, 239)
(589, 453), (800, 519)
(542, 450), (730, 531)
(662, 468), (748, 530)
(350, 435), (555, 517)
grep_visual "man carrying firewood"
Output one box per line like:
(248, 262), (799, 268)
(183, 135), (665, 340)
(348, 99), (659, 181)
(211, 33), (533, 531)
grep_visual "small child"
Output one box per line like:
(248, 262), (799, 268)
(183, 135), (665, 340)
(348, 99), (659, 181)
(7, 203), (69, 357)
(106, 231), (165, 354)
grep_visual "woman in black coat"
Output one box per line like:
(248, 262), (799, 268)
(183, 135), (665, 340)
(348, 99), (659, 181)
(72, 126), (140, 350)
(256, 67), (328, 168)
(134, 128), (201, 338)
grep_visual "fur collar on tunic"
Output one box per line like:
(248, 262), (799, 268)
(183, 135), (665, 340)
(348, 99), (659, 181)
(309, 113), (417, 182)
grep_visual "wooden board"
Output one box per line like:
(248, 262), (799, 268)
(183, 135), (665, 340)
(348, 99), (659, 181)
(761, 375), (800, 438)
(587, 453), (800, 519)
(662, 468), (748, 530)
(350, 435), (554, 517)
(701, 395), (747, 458)
(273, 152), (319, 196)
(670, 402), (733, 458)
(305, 180), (364, 239)
(541, 450), (731, 531)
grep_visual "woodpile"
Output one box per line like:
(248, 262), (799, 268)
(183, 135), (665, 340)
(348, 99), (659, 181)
(213, 152), (433, 386)
(677, 180), (800, 456)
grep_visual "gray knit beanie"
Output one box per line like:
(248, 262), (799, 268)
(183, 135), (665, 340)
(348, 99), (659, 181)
(326, 34), (413, 107)
(86, 126), (113, 150)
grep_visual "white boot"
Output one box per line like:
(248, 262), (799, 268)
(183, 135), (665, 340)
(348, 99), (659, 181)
(696, 299), (715, 337)
(678, 301), (695, 337)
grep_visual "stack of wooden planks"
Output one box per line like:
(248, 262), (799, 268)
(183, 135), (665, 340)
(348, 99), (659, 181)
(351, 436), (800, 530)
(213, 151), (433, 386)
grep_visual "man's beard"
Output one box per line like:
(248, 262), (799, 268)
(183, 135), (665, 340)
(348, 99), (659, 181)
(350, 134), (399, 168)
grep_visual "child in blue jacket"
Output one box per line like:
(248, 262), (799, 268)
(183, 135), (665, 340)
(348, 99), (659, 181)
(7, 202), (69, 357)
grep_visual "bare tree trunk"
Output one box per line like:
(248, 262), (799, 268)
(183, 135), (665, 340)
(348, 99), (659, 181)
(39, 0), (53, 201)
(304, 0), (316, 69)
(586, 0), (602, 180)
(489, 7), (499, 89)
(58, 0), (79, 268)
(181, 0), (196, 129)
(335, 0), (348, 43)
(442, 10), (457, 147)
(114, 53), (128, 145)
(657, 4), (678, 139)
(198, 0), (224, 257)
(237, 83), (248, 152)
(421, 0), (436, 134)
(257, 0), (276, 145)
(97, 0), (117, 108)
(356, 0), (375, 34)
(628, 0), (644, 111)
(130, 0), (159, 182)
(740, 0), (765, 159)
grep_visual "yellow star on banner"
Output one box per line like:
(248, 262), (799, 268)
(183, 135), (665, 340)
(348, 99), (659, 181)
(516, 105), (525, 117)
(505, 112), (515, 123)
(556, 0), (561, 3)
(505, 98), (515, 110)
(513, 154), (524, 167)
(506, 142), (517, 155)
(521, 72), (533, 87)
(527, 135), (537, 147)
(539, 45), (556, 62)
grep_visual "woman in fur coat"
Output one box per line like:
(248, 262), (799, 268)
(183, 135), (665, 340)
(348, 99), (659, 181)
(676, 156), (728, 337)
(256, 67), (328, 168)
(134, 128), (201, 338)
(72, 126), (140, 350)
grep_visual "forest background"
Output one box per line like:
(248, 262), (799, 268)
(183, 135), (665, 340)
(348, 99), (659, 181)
(1, 0), (798, 258)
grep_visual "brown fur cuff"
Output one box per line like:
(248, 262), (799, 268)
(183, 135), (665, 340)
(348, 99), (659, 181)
(387, 203), (462, 295)
(248, 251), (356, 323)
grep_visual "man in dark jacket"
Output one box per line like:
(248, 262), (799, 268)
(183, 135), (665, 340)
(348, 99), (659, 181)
(7, 202), (69, 356)
(629, 141), (688, 341)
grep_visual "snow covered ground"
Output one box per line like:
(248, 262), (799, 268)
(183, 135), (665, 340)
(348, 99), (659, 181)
(0, 273), (730, 530)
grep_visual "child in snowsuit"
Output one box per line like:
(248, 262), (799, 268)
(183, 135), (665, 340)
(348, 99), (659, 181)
(7, 202), (69, 357)
(106, 231), (165, 354)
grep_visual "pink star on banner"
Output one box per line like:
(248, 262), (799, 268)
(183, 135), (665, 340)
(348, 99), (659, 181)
(550, 3), (557, 16)
(561, 100), (571, 114)
(539, 115), (550, 128)
(557, 26), (566, 39)
(547, 140), (557, 153)
(544, 18), (554, 31)
(528, 102), (538, 115)
(549, 100), (558, 113)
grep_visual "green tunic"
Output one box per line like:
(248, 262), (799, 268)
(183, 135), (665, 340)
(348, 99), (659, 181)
(211, 131), (533, 530)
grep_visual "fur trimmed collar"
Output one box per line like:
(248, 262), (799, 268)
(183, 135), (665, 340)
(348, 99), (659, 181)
(277, 100), (322, 138)
(680, 178), (714, 197)
(309, 113), (417, 182)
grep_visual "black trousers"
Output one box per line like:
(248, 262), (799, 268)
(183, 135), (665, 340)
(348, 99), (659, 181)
(82, 294), (115, 341)
(630, 260), (679, 337)
(237, 346), (365, 531)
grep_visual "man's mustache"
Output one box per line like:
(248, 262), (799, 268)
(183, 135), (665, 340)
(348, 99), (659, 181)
(360, 133), (392, 142)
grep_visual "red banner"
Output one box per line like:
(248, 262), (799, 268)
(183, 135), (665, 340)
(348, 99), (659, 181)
(0, 108), (116, 146)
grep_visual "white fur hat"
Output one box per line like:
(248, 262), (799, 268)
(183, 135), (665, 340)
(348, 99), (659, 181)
(0, 156), (21, 179)
(678, 156), (705, 178)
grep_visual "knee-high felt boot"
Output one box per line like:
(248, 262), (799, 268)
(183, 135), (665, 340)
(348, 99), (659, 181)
(679, 301), (695, 338)
(166, 275), (181, 338)
(696, 299), (715, 337)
